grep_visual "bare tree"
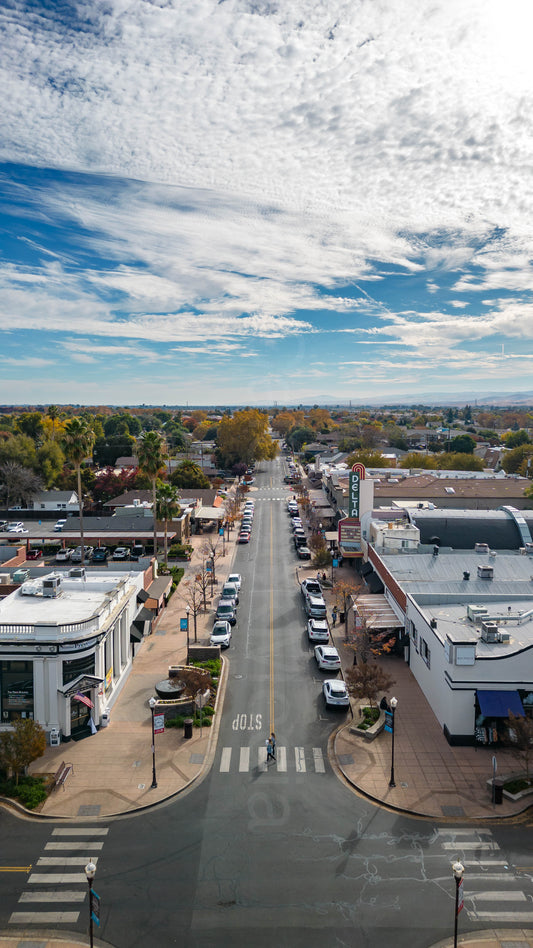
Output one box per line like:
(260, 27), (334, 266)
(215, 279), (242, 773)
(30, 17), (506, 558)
(332, 578), (361, 640)
(180, 580), (204, 643)
(0, 462), (43, 509)
(505, 712), (533, 781)
(345, 663), (395, 709)
(201, 537), (224, 584)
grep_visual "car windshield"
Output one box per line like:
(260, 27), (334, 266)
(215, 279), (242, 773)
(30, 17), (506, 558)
(218, 605), (232, 614)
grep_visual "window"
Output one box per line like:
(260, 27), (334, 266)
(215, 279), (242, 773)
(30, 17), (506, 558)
(1, 661), (34, 722)
(420, 638), (431, 668)
(63, 654), (95, 685)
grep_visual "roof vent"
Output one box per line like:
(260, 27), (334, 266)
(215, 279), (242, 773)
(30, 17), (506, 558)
(463, 571), (470, 581)
(430, 618), (437, 629)
(475, 542), (490, 554)
(477, 564), (494, 580)
(433, 545), (439, 557)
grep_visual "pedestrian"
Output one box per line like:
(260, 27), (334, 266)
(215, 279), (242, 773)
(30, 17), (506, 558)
(270, 732), (276, 757)
(266, 738), (275, 761)
(332, 607), (337, 627)
(322, 571), (327, 582)
(316, 570), (321, 581)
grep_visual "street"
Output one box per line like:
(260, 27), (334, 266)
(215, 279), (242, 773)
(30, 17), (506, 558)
(0, 458), (533, 946)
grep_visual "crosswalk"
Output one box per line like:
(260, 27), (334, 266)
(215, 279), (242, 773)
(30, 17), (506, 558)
(9, 826), (108, 926)
(218, 745), (327, 774)
(436, 827), (533, 923)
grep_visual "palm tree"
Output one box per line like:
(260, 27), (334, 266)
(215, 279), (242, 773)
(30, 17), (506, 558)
(61, 417), (95, 566)
(48, 405), (60, 440)
(156, 483), (181, 563)
(137, 431), (167, 559)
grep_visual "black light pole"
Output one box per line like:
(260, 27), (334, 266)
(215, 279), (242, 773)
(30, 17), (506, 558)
(389, 696), (398, 788)
(186, 605), (190, 663)
(453, 861), (464, 948)
(149, 696), (157, 789)
(85, 860), (96, 948)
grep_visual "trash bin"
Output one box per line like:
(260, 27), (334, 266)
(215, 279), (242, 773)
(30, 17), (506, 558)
(339, 612), (346, 624)
(101, 708), (111, 728)
(493, 778), (504, 805)
(184, 718), (194, 740)
(49, 728), (60, 746)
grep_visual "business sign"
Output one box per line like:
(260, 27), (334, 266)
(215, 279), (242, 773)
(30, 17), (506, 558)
(338, 518), (362, 557)
(384, 710), (394, 734)
(349, 463), (366, 518)
(180, 617), (188, 631)
(154, 713), (165, 734)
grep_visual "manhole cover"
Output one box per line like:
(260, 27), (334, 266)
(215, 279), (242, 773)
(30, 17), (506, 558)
(77, 805), (101, 816)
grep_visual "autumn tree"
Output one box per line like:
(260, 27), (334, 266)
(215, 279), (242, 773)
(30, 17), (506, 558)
(216, 410), (277, 468)
(346, 449), (391, 469)
(271, 411), (302, 437)
(176, 666), (211, 699)
(505, 712), (533, 781)
(345, 663), (395, 709)
(332, 578), (361, 638)
(0, 719), (46, 785)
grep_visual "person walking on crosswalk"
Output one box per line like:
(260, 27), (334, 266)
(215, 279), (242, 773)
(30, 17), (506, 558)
(266, 737), (276, 761)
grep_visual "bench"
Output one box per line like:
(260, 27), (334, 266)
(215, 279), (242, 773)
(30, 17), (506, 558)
(54, 761), (73, 791)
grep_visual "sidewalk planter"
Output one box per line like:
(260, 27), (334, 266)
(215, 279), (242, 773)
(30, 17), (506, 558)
(486, 774), (533, 802)
(349, 703), (386, 742)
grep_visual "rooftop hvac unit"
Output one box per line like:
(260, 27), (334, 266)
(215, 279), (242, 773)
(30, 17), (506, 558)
(467, 604), (488, 621)
(520, 548), (527, 555)
(68, 567), (86, 579)
(43, 576), (61, 598)
(499, 632), (511, 643)
(133, 498), (141, 506)
(477, 564), (494, 580)
(489, 550), (497, 558)
(475, 543), (490, 554)
(0, 573), (10, 585)
(481, 623), (499, 643)
(525, 542), (533, 554)
(13, 568), (30, 583)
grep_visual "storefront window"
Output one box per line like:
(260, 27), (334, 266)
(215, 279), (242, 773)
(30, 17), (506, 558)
(1, 661), (34, 722)
(63, 654), (95, 685)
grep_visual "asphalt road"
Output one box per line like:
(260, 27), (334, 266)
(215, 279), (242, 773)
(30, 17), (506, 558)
(1, 457), (533, 946)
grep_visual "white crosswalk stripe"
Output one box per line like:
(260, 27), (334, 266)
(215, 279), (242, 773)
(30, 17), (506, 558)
(9, 827), (108, 926)
(436, 826), (533, 923)
(219, 745), (327, 774)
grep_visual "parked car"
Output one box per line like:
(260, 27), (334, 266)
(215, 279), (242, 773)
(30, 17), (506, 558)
(297, 545), (311, 560)
(215, 600), (237, 626)
(130, 544), (144, 560)
(71, 545), (93, 562)
(210, 620), (232, 649)
(301, 578), (322, 599)
(55, 548), (71, 562)
(54, 519), (67, 532)
(294, 533), (308, 548)
(323, 679), (350, 708)
(314, 645), (341, 671)
(227, 573), (241, 590)
(92, 547), (109, 562)
(221, 582), (239, 605)
(113, 547), (130, 560)
(6, 522), (26, 533)
(306, 594), (327, 618)
(26, 549), (43, 560)
(307, 618), (330, 643)
(238, 531), (250, 544)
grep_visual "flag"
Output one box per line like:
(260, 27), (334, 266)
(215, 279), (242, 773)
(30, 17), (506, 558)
(74, 691), (94, 709)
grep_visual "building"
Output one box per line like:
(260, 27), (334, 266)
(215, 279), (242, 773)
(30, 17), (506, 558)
(0, 568), (146, 742)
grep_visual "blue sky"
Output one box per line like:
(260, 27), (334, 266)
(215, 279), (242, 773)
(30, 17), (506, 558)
(1, 0), (532, 406)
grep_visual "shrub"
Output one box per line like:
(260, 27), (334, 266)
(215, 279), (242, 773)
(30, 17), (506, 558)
(168, 543), (193, 559)
(166, 715), (186, 728)
(16, 780), (47, 809)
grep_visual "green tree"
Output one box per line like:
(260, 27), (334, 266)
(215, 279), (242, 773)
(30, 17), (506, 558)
(446, 434), (476, 454)
(501, 444), (533, 476)
(93, 433), (136, 467)
(103, 413), (142, 438)
(345, 449), (391, 468)
(170, 460), (210, 489)
(36, 441), (65, 488)
(286, 427), (316, 452)
(137, 431), (167, 558)
(61, 417), (96, 566)
(14, 412), (44, 443)
(403, 452), (438, 469)
(47, 405), (60, 440)
(437, 452), (484, 471)
(0, 719), (46, 785)
(0, 433), (37, 469)
(156, 482), (181, 563)
(504, 429), (530, 449)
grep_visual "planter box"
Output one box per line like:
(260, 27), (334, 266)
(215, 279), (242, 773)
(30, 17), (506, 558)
(486, 774), (533, 802)
(349, 703), (386, 742)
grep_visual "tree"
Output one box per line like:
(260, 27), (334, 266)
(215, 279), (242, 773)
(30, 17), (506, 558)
(137, 431), (167, 558)
(36, 440), (65, 487)
(61, 417), (96, 566)
(504, 429), (530, 449)
(286, 427), (315, 452)
(170, 460), (210, 489)
(346, 449), (391, 469)
(200, 537), (224, 585)
(0, 433), (37, 469)
(505, 712), (533, 781)
(307, 533), (331, 567)
(103, 412), (142, 437)
(47, 404), (60, 439)
(437, 452), (484, 472)
(93, 433), (136, 467)
(403, 452), (438, 469)
(446, 434), (476, 454)
(176, 666), (211, 699)
(181, 580), (205, 645)
(271, 411), (301, 437)
(156, 482), (181, 563)
(501, 444), (533, 476)
(332, 578), (361, 639)
(216, 410), (277, 467)
(0, 719), (46, 785)
(0, 462), (42, 508)
(345, 663), (395, 709)
(14, 412), (44, 443)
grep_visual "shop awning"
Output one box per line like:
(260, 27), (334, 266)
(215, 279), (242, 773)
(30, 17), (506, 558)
(477, 690), (524, 718)
(366, 572), (384, 594)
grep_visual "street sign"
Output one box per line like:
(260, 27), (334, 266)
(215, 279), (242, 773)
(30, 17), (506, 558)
(219, 527), (224, 536)
(180, 618), (188, 631)
(457, 878), (464, 914)
(154, 714), (165, 735)
(90, 889), (100, 926)
(332, 558), (339, 568)
(384, 710), (394, 733)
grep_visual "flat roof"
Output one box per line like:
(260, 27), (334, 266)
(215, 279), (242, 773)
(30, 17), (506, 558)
(422, 599), (533, 656)
(0, 571), (135, 627)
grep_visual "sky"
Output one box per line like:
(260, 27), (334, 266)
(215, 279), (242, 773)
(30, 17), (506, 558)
(1, 0), (532, 407)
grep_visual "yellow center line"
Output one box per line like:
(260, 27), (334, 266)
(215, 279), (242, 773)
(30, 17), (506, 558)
(0, 866), (32, 872)
(270, 502), (275, 733)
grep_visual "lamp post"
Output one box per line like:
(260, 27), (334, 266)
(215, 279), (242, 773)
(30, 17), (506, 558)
(148, 696), (157, 789)
(452, 861), (464, 948)
(389, 696), (398, 788)
(85, 860), (96, 948)
(186, 605), (190, 664)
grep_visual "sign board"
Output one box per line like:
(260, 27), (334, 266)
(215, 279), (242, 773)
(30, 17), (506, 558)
(338, 518), (362, 557)
(180, 618), (188, 631)
(90, 889), (100, 926)
(384, 710), (394, 734)
(457, 879), (464, 915)
(154, 713), (165, 735)
(332, 558), (339, 568)
(349, 472), (360, 518)
(219, 527), (224, 536)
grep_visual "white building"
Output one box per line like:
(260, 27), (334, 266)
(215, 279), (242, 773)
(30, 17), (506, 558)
(0, 568), (145, 742)
(31, 490), (80, 512)
(366, 548), (533, 745)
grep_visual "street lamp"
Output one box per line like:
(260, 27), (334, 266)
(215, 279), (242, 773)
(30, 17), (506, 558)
(186, 605), (190, 664)
(148, 696), (158, 789)
(389, 696), (398, 788)
(85, 860), (96, 948)
(452, 861), (464, 948)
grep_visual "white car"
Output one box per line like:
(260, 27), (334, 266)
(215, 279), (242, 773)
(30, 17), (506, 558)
(210, 621), (232, 649)
(301, 578), (322, 599)
(6, 524), (28, 534)
(323, 679), (350, 708)
(55, 548), (72, 562)
(307, 618), (330, 643)
(314, 645), (341, 671)
(54, 519), (67, 531)
(227, 573), (241, 590)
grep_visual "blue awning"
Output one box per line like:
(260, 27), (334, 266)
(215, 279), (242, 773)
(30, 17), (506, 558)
(478, 690), (524, 718)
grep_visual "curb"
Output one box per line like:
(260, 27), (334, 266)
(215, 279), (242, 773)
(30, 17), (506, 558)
(428, 930), (533, 948)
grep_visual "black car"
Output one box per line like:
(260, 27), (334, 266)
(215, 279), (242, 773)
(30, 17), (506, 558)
(130, 544), (144, 560)
(92, 547), (109, 562)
